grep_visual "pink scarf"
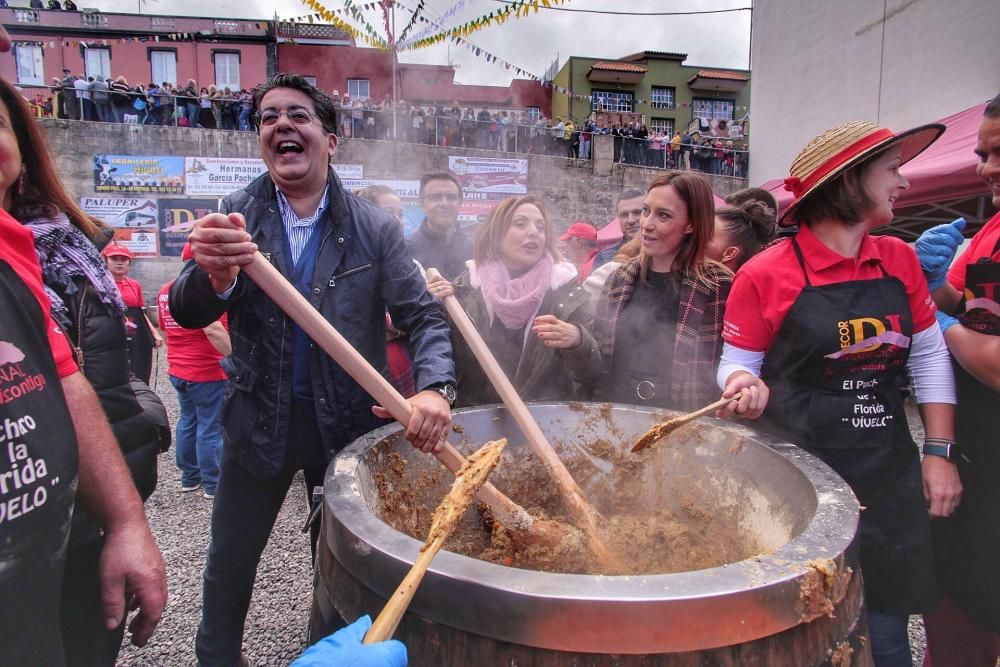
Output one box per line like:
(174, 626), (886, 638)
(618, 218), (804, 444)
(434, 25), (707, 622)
(476, 254), (554, 329)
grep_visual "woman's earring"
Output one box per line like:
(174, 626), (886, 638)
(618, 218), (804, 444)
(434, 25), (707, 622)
(16, 169), (25, 196)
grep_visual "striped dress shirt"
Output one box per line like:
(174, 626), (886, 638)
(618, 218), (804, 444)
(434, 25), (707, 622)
(275, 185), (330, 266)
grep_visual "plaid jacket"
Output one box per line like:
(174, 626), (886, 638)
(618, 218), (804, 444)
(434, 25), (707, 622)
(593, 258), (732, 411)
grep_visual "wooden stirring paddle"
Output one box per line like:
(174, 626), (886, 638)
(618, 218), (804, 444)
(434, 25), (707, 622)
(427, 268), (619, 568)
(364, 438), (507, 644)
(631, 393), (744, 453)
(241, 252), (560, 549)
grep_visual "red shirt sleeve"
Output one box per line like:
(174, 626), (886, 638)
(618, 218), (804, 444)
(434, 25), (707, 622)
(947, 212), (1000, 292)
(722, 267), (772, 351)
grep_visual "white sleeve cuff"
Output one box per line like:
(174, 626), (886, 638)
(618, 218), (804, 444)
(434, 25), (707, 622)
(217, 276), (239, 300)
(908, 324), (956, 404)
(717, 343), (765, 390)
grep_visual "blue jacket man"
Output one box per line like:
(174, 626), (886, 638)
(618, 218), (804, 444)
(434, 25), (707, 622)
(170, 73), (455, 667)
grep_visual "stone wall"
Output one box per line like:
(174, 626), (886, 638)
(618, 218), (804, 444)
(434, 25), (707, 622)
(39, 119), (747, 301)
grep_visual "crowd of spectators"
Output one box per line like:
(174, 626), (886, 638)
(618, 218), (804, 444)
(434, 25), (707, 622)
(33, 78), (748, 177)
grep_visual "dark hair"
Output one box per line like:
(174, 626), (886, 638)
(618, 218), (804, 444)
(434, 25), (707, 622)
(419, 172), (462, 199)
(725, 186), (778, 212)
(0, 78), (103, 239)
(617, 188), (645, 204)
(642, 171), (718, 285)
(472, 195), (561, 264)
(985, 91), (1000, 119)
(791, 158), (878, 227)
(715, 201), (777, 268)
(251, 73), (337, 134)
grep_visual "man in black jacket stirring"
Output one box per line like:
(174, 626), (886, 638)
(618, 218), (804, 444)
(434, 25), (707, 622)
(169, 73), (456, 667)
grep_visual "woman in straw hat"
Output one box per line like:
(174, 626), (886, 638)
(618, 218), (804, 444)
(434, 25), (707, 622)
(716, 120), (961, 665)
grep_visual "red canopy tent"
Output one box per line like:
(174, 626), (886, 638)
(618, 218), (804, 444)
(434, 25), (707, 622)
(759, 102), (995, 240)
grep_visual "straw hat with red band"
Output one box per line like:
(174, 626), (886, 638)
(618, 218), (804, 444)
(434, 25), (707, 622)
(779, 120), (945, 226)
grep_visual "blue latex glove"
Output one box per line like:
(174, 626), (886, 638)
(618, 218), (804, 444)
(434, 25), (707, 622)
(914, 218), (966, 290)
(291, 616), (407, 667)
(935, 310), (959, 334)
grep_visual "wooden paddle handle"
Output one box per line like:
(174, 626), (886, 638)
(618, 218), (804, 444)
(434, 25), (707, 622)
(364, 536), (444, 644)
(427, 268), (615, 562)
(240, 253), (520, 520)
(677, 392), (743, 425)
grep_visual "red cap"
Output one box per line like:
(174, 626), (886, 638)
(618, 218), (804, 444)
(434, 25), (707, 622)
(559, 222), (597, 243)
(181, 242), (194, 261)
(101, 243), (133, 260)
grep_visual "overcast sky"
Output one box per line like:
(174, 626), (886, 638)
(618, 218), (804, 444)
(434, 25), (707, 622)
(93, 0), (751, 86)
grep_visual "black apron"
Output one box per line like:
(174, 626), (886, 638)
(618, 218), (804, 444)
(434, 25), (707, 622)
(757, 239), (935, 615)
(933, 234), (1000, 631)
(0, 260), (79, 666)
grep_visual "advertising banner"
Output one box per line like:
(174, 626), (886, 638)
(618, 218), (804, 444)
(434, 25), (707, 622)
(157, 198), (220, 257)
(93, 155), (185, 194)
(184, 157), (267, 197)
(447, 156), (528, 224)
(184, 159), (364, 196)
(108, 227), (159, 257)
(448, 156), (528, 194)
(342, 178), (424, 235)
(79, 197), (158, 228)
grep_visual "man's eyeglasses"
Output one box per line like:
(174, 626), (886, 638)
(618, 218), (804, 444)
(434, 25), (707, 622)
(422, 193), (461, 204)
(255, 107), (319, 127)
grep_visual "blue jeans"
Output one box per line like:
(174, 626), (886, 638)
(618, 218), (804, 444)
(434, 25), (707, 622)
(169, 376), (225, 494)
(195, 399), (329, 666)
(868, 610), (912, 667)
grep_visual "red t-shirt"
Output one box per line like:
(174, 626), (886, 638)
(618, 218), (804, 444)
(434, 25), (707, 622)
(157, 281), (228, 382)
(114, 275), (145, 308)
(723, 224), (937, 351)
(947, 211), (1000, 291)
(0, 209), (77, 378)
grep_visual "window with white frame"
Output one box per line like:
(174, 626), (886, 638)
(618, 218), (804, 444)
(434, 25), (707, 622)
(650, 118), (674, 137)
(526, 106), (540, 121)
(591, 90), (633, 113)
(347, 78), (370, 100)
(692, 98), (735, 121)
(214, 51), (240, 90)
(150, 50), (177, 86)
(14, 43), (44, 86)
(84, 47), (111, 81)
(650, 87), (675, 109)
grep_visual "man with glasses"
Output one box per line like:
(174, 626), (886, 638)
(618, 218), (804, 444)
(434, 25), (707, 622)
(169, 73), (456, 667)
(405, 172), (473, 280)
(592, 188), (646, 270)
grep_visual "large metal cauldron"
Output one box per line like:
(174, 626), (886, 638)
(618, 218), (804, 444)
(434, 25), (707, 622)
(312, 402), (868, 665)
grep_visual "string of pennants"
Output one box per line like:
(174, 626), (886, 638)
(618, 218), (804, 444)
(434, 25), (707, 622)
(394, 0), (425, 44)
(399, 0), (570, 50)
(290, 0), (388, 48)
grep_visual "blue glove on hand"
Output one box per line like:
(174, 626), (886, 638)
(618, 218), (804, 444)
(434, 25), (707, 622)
(291, 616), (407, 667)
(935, 310), (959, 334)
(915, 217), (966, 291)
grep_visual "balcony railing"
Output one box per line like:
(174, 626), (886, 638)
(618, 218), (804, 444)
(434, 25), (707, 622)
(80, 11), (108, 27)
(13, 9), (40, 24)
(213, 20), (239, 33)
(150, 16), (175, 30)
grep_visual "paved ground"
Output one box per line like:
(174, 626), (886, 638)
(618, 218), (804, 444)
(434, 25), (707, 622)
(117, 354), (928, 665)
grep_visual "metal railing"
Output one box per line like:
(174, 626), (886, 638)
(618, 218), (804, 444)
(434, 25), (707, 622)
(39, 92), (750, 176)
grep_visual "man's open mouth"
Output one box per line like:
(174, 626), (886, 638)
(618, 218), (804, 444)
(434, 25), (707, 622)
(277, 141), (303, 155)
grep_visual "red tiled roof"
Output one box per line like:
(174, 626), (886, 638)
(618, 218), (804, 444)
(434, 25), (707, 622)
(590, 61), (648, 74)
(690, 69), (750, 82)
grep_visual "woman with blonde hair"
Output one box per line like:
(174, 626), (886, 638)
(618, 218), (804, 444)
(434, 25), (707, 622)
(426, 195), (598, 407)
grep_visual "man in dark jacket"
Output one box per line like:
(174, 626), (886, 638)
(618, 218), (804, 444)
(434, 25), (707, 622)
(169, 73), (456, 667)
(405, 172), (472, 280)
